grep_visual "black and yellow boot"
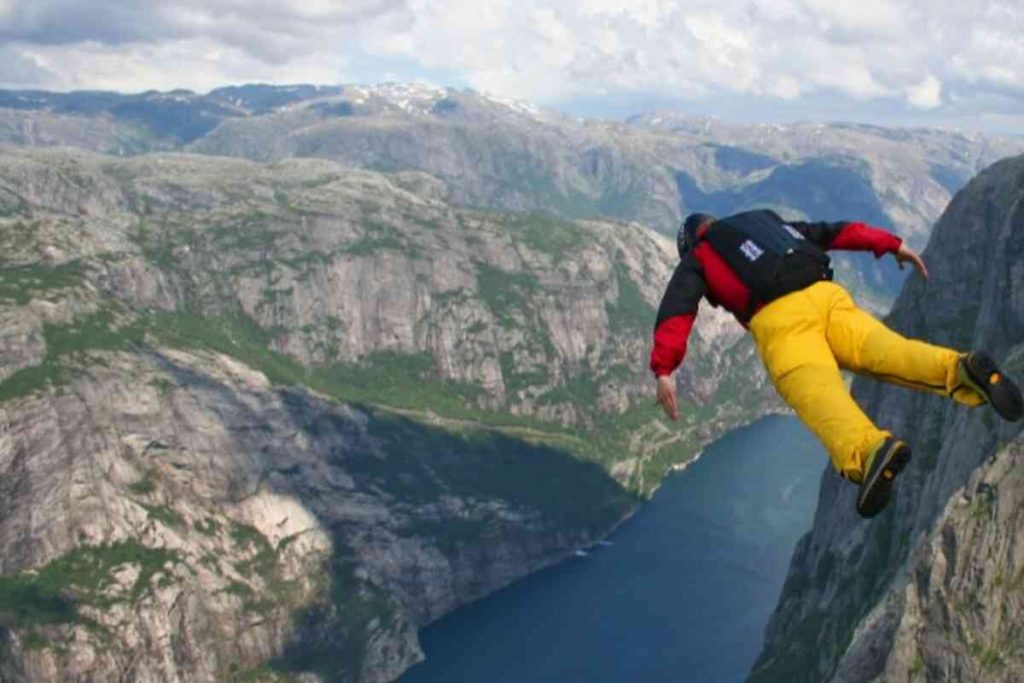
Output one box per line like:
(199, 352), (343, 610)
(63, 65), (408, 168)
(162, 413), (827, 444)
(957, 351), (1023, 422)
(856, 437), (913, 518)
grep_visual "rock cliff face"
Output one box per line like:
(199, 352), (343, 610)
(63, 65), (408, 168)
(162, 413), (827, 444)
(0, 145), (775, 681)
(0, 346), (631, 682)
(753, 154), (1024, 682)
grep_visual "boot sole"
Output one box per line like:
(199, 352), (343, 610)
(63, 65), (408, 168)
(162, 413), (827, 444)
(856, 441), (912, 518)
(964, 352), (1024, 422)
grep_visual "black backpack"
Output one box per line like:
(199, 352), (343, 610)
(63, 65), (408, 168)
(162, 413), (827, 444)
(702, 210), (833, 320)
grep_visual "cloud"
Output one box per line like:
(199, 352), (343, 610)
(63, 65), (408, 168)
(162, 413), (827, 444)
(906, 75), (942, 109)
(0, 46), (56, 87)
(0, 0), (1021, 131)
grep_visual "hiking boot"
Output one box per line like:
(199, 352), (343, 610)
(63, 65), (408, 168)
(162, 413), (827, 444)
(957, 351), (1023, 422)
(856, 437), (912, 518)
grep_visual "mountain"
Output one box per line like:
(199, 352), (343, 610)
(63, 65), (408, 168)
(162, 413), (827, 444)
(0, 87), (1016, 233)
(0, 145), (780, 681)
(5, 84), (1020, 310)
(752, 154), (1024, 681)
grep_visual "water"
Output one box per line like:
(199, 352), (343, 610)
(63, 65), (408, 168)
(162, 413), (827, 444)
(400, 416), (826, 683)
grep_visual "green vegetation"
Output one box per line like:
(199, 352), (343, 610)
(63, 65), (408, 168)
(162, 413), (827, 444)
(147, 309), (488, 417)
(750, 510), (905, 683)
(230, 523), (276, 577)
(363, 411), (634, 530)
(142, 504), (184, 528)
(225, 523), (302, 616)
(0, 297), (666, 495)
(0, 306), (146, 402)
(234, 665), (301, 682)
(342, 229), (407, 256)
(499, 351), (549, 397)
(537, 367), (600, 407)
(128, 470), (157, 495)
(317, 350), (484, 413)
(397, 518), (494, 552)
(194, 518), (220, 537)
(0, 189), (30, 218)
(606, 264), (656, 334)
(0, 541), (180, 630)
(208, 212), (282, 253)
(475, 263), (540, 328)
(493, 150), (642, 223)
(340, 216), (421, 258)
(0, 286), (683, 497)
(23, 630), (51, 650)
(969, 638), (1005, 670)
(272, 560), (400, 681)
(509, 212), (587, 261)
(140, 308), (566, 448)
(0, 261), (86, 306)
(222, 581), (256, 600)
(970, 496), (994, 520)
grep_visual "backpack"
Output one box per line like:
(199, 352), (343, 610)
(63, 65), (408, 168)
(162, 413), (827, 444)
(701, 210), (833, 320)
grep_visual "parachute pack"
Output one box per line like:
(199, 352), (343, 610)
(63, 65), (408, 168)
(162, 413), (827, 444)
(700, 210), (834, 320)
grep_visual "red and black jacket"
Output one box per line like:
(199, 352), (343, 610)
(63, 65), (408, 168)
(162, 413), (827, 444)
(649, 211), (903, 378)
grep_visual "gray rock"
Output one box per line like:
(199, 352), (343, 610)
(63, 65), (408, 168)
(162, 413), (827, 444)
(754, 154), (1024, 682)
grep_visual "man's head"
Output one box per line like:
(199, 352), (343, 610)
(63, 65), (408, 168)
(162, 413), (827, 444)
(678, 213), (716, 259)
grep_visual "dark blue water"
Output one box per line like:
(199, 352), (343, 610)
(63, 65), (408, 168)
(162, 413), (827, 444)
(400, 416), (826, 683)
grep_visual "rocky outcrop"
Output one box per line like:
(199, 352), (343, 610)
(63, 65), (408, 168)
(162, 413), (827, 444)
(0, 347), (626, 682)
(753, 155), (1024, 681)
(840, 433), (1024, 682)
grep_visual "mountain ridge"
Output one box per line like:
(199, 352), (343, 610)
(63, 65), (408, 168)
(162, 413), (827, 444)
(753, 153), (1024, 682)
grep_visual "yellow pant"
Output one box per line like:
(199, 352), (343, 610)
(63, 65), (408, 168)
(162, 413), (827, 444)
(748, 281), (984, 482)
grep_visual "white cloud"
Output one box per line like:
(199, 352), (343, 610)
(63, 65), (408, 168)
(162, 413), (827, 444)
(0, 0), (1021, 129)
(23, 39), (344, 93)
(906, 75), (942, 109)
(796, 0), (909, 42)
(0, 46), (54, 86)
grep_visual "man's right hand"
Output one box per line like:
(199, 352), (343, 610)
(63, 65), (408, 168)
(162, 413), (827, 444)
(656, 374), (679, 421)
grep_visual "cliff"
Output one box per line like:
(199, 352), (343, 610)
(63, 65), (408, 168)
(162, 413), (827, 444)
(753, 154), (1024, 681)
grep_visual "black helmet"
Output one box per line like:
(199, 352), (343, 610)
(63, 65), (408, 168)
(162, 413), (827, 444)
(678, 213), (716, 259)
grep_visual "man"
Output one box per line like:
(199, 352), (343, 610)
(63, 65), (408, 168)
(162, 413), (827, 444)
(650, 210), (1023, 518)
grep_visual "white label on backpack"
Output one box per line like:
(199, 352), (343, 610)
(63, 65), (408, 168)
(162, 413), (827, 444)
(783, 224), (806, 240)
(740, 239), (764, 262)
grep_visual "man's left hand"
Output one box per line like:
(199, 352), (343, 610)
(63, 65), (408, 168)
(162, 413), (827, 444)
(656, 375), (679, 421)
(895, 243), (929, 279)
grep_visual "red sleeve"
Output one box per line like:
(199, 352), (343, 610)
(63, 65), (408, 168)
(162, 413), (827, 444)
(828, 222), (903, 258)
(650, 313), (697, 378)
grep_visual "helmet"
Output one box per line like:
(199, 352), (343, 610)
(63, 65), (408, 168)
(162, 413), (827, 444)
(678, 213), (716, 259)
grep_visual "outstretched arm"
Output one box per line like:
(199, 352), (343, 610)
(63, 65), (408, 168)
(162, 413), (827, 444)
(650, 255), (706, 420)
(782, 213), (927, 278)
(786, 218), (903, 258)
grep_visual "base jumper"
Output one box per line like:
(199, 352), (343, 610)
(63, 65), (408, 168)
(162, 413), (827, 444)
(650, 210), (1023, 517)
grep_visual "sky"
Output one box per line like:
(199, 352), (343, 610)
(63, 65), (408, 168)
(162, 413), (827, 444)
(0, 0), (1022, 134)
